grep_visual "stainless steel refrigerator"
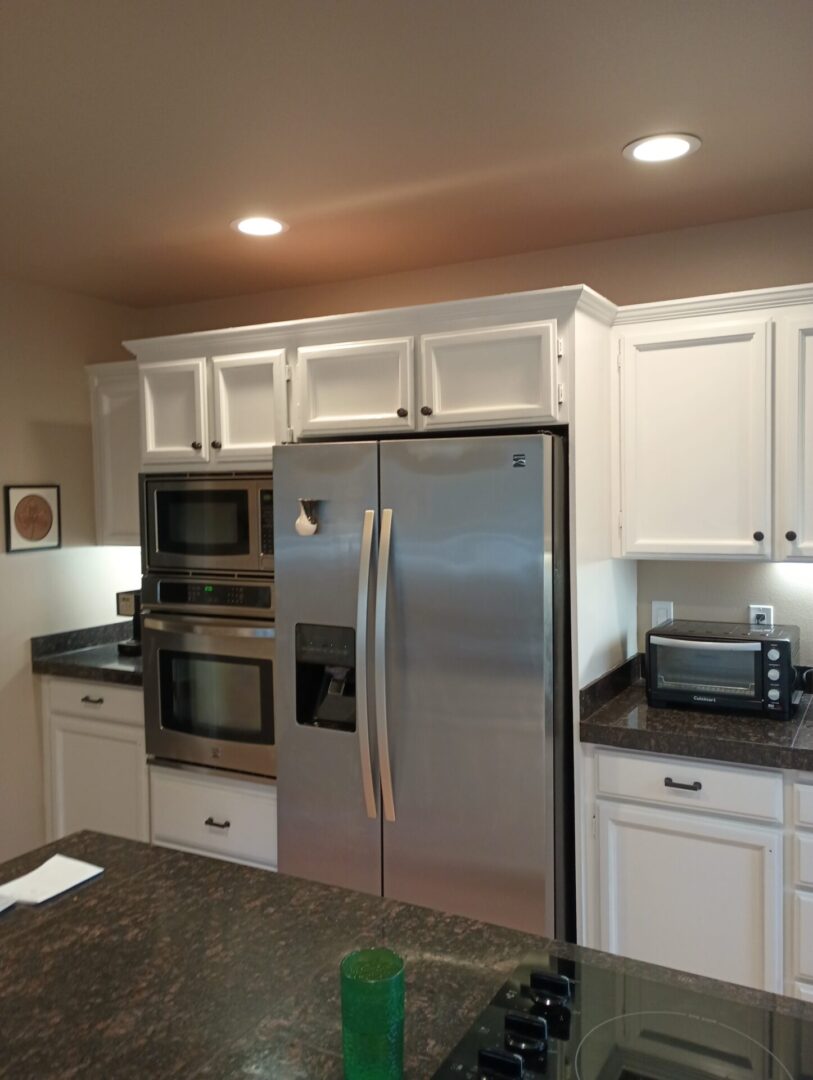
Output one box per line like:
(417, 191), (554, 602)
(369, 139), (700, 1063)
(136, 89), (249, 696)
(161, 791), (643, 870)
(273, 433), (572, 938)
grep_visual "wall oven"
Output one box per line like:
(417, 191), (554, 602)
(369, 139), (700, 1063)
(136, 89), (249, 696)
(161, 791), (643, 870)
(142, 577), (276, 777)
(142, 475), (274, 575)
(646, 619), (801, 719)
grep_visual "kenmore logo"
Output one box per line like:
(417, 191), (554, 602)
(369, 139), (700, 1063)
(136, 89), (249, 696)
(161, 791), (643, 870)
(692, 695), (716, 703)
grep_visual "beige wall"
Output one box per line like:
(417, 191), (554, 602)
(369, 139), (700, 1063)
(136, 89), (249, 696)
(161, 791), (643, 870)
(136, 207), (813, 337)
(0, 276), (141, 861)
(638, 561), (813, 666)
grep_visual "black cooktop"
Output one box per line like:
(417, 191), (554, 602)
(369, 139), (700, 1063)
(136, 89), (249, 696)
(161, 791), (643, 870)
(432, 950), (813, 1079)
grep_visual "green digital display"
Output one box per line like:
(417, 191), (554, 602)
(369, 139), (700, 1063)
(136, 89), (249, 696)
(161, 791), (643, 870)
(204, 585), (214, 593)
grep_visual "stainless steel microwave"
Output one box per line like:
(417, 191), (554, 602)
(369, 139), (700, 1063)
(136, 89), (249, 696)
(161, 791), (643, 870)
(646, 620), (800, 719)
(141, 475), (274, 575)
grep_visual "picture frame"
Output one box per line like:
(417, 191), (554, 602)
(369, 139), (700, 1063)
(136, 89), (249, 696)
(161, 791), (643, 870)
(4, 485), (62, 553)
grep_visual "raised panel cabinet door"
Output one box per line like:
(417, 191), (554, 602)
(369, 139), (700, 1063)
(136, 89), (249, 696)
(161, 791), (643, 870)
(49, 713), (149, 842)
(776, 316), (813, 560)
(211, 350), (288, 463)
(598, 800), (782, 992)
(293, 337), (414, 437)
(88, 363), (140, 544)
(419, 321), (559, 430)
(140, 358), (209, 465)
(619, 321), (772, 558)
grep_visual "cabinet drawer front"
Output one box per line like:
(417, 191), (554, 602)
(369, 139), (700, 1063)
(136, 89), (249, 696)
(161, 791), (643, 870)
(595, 749), (782, 822)
(150, 766), (277, 869)
(49, 679), (143, 726)
(794, 783), (813, 828)
(795, 893), (813, 981)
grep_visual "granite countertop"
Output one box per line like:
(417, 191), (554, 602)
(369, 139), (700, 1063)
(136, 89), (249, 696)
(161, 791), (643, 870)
(0, 832), (810, 1079)
(31, 622), (142, 687)
(581, 681), (813, 770)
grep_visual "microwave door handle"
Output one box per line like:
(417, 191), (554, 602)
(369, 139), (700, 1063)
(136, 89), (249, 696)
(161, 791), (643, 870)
(649, 637), (762, 652)
(356, 509), (378, 820)
(375, 508), (396, 823)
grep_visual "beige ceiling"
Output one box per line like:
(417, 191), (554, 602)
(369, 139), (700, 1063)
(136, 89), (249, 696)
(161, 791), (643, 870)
(2, 0), (812, 308)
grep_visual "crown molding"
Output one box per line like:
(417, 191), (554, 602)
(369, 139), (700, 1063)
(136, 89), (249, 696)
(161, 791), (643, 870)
(614, 282), (813, 325)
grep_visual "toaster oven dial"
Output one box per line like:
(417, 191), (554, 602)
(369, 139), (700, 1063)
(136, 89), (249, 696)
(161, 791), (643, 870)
(767, 668), (780, 682)
(767, 648), (781, 662)
(768, 688), (781, 702)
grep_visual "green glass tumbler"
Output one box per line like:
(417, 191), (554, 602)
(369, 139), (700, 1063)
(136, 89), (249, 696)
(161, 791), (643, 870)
(340, 947), (405, 1080)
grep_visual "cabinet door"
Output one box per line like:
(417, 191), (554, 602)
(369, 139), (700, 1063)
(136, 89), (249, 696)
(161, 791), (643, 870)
(211, 350), (287, 464)
(777, 317), (813, 559)
(49, 713), (149, 842)
(88, 364), (140, 545)
(599, 800), (781, 991)
(140, 358), (209, 465)
(419, 321), (559, 430)
(619, 321), (771, 557)
(293, 337), (414, 437)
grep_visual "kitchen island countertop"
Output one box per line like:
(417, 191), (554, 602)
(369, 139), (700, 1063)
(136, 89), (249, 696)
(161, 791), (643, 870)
(0, 832), (810, 1079)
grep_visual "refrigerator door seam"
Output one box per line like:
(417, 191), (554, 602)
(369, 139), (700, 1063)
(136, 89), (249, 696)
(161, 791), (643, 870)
(375, 507), (397, 822)
(356, 508), (378, 819)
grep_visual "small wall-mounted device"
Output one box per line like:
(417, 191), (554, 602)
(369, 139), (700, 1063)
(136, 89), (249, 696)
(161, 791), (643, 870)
(296, 499), (319, 537)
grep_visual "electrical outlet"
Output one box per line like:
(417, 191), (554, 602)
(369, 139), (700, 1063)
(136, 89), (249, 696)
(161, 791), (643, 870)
(749, 604), (774, 628)
(651, 600), (674, 627)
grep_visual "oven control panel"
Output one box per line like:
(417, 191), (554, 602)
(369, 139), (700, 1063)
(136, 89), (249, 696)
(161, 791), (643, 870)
(151, 578), (274, 612)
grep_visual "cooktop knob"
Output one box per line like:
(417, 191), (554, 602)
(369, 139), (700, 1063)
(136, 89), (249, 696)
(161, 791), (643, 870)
(529, 970), (573, 1002)
(477, 1046), (524, 1078)
(504, 1012), (547, 1068)
(525, 971), (572, 1040)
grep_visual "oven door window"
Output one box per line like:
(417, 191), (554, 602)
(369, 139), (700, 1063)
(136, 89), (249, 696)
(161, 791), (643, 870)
(155, 490), (250, 557)
(158, 651), (274, 744)
(653, 643), (759, 697)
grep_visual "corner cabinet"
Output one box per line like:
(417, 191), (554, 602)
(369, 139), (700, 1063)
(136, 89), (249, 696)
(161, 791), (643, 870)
(87, 361), (141, 545)
(617, 321), (772, 559)
(776, 315), (813, 559)
(42, 678), (149, 843)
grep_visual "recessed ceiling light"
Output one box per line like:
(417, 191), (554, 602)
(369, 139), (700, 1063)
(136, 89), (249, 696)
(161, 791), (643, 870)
(622, 133), (701, 163)
(231, 216), (287, 236)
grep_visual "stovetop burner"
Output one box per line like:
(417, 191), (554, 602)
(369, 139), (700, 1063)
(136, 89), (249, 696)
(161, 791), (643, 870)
(432, 951), (813, 1079)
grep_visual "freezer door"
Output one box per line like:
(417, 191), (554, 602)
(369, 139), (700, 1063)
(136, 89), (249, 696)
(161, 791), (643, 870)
(273, 442), (382, 894)
(378, 434), (555, 935)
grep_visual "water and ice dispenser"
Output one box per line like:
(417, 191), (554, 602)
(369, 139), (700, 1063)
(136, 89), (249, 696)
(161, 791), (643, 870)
(295, 624), (357, 731)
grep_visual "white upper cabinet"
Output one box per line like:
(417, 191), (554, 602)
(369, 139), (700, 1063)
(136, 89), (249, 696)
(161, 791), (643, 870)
(776, 313), (813, 560)
(419, 321), (560, 430)
(293, 337), (414, 438)
(140, 358), (209, 465)
(211, 350), (286, 463)
(617, 320), (772, 558)
(87, 362), (141, 545)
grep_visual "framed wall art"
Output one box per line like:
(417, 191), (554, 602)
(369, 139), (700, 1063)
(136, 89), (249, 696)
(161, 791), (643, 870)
(4, 485), (61, 553)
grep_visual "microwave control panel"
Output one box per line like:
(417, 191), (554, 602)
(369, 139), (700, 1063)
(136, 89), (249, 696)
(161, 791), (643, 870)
(260, 489), (274, 555)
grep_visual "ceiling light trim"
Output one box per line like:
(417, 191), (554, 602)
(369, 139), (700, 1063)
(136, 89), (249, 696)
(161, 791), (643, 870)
(231, 216), (288, 236)
(622, 133), (702, 163)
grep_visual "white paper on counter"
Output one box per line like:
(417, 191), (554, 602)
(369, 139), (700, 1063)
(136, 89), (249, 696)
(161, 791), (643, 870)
(0, 854), (103, 905)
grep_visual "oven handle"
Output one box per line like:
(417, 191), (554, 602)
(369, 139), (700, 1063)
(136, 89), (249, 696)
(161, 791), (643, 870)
(375, 507), (396, 823)
(649, 636), (761, 652)
(356, 510), (378, 820)
(142, 615), (275, 638)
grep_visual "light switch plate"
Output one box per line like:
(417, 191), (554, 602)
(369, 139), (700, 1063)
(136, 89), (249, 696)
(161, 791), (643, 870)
(651, 600), (674, 627)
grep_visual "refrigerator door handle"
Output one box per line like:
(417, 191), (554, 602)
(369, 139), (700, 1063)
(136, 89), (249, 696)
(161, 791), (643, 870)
(375, 507), (396, 822)
(356, 509), (378, 820)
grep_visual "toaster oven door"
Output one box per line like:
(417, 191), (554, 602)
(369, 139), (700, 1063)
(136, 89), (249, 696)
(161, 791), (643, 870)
(648, 636), (763, 706)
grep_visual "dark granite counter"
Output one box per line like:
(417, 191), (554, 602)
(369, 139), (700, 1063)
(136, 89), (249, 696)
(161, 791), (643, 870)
(31, 622), (142, 686)
(581, 681), (813, 771)
(0, 832), (810, 1079)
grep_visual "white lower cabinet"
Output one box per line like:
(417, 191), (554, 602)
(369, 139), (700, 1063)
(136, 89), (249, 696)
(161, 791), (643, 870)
(43, 678), (149, 842)
(592, 748), (784, 993)
(791, 778), (813, 999)
(150, 764), (277, 870)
